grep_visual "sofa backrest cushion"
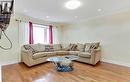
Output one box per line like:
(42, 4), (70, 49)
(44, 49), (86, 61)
(45, 45), (54, 52)
(24, 44), (46, 54)
(85, 43), (92, 53)
(24, 44), (38, 54)
(53, 44), (62, 51)
(37, 43), (46, 52)
(64, 44), (71, 51)
(76, 43), (85, 52)
(64, 44), (78, 51)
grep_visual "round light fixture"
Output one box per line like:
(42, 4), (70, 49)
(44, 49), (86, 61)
(46, 16), (50, 18)
(74, 16), (78, 18)
(98, 9), (102, 12)
(65, 0), (81, 10)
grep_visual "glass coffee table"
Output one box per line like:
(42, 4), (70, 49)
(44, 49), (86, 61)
(47, 55), (79, 72)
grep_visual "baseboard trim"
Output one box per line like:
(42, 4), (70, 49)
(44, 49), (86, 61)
(0, 65), (1, 82)
(102, 58), (130, 67)
(0, 59), (130, 68)
(0, 60), (19, 66)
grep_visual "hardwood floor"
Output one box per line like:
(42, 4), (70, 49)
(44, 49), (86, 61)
(2, 62), (130, 82)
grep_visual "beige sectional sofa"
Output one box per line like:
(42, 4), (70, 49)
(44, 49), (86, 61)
(21, 43), (101, 67)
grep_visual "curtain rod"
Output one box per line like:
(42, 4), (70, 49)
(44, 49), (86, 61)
(15, 19), (51, 27)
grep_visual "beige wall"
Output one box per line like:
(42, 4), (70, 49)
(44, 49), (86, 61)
(60, 11), (130, 67)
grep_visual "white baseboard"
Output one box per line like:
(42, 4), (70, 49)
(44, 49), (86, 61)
(0, 65), (1, 82)
(102, 58), (130, 67)
(0, 60), (19, 66)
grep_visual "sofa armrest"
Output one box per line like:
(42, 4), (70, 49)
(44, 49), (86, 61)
(90, 46), (101, 65)
(21, 46), (34, 66)
(21, 46), (33, 56)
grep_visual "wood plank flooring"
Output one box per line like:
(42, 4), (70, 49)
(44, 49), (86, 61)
(2, 62), (130, 82)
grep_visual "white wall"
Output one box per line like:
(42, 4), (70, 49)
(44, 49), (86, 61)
(53, 27), (60, 44)
(0, 15), (19, 65)
(60, 11), (130, 67)
(0, 66), (2, 82)
(0, 14), (61, 65)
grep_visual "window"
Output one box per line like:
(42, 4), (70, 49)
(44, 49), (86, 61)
(33, 24), (49, 44)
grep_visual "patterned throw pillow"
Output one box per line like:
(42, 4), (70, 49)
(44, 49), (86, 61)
(30, 44), (40, 53)
(24, 44), (46, 54)
(24, 45), (36, 54)
(64, 44), (74, 51)
(45, 45), (54, 52)
(91, 42), (100, 49)
(85, 42), (100, 53)
(71, 44), (77, 51)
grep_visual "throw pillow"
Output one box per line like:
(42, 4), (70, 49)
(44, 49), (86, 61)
(38, 43), (46, 52)
(64, 44), (73, 51)
(29, 44), (39, 53)
(45, 45), (54, 52)
(85, 42), (100, 53)
(91, 42), (100, 49)
(24, 45), (36, 54)
(85, 43), (92, 53)
(77, 43), (85, 52)
(71, 44), (77, 51)
(53, 44), (62, 51)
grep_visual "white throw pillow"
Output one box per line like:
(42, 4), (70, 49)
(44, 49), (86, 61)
(77, 43), (85, 52)
(38, 43), (45, 52)
(53, 44), (62, 51)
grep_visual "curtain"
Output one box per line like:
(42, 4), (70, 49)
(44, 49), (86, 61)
(18, 21), (29, 62)
(18, 21), (29, 45)
(52, 26), (60, 44)
(29, 22), (34, 44)
(49, 25), (53, 45)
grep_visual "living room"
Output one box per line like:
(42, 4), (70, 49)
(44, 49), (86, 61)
(0, 0), (130, 82)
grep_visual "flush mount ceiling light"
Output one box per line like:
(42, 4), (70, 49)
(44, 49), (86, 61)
(65, 0), (81, 10)
(46, 16), (50, 18)
(98, 9), (102, 12)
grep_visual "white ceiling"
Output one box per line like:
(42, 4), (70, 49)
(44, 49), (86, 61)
(15, 0), (130, 23)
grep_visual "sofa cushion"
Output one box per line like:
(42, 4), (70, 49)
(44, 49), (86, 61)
(71, 44), (77, 51)
(64, 44), (73, 51)
(44, 52), (56, 56)
(77, 43), (85, 52)
(37, 43), (46, 52)
(55, 51), (69, 55)
(30, 44), (40, 52)
(33, 52), (47, 59)
(79, 52), (91, 58)
(85, 42), (100, 53)
(53, 44), (62, 51)
(91, 42), (100, 49)
(45, 45), (54, 52)
(85, 43), (92, 52)
(63, 44), (77, 51)
(24, 44), (46, 53)
(24, 44), (37, 54)
(68, 51), (79, 55)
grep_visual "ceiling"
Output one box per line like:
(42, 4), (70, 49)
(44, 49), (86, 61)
(15, 0), (130, 23)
